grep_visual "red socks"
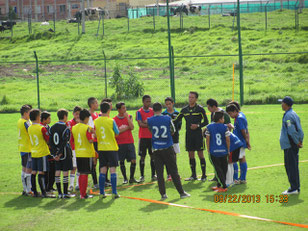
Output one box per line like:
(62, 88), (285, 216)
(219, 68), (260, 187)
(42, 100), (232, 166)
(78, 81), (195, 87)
(78, 174), (88, 198)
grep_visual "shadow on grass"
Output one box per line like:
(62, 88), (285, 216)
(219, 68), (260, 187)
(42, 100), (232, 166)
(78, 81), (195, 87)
(4, 195), (42, 209)
(85, 197), (114, 212)
(129, 182), (156, 192)
(61, 198), (92, 211)
(38, 198), (69, 210)
(139, 201), (169, 213)
(280, 194), (304, 207)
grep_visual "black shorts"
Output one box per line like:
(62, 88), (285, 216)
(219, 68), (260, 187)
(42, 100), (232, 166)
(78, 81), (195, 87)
(118, 143), (136, 162)
(21, 152), (31, 168)
(55, 156), (73, 171)
(98, 151), (119, 168)
(138, 138), (153, 157)
(230, 147), (240, 162)
(77, 157), (93, 174)
(185, 130), (205, 151)
(32, 156), (49, 172)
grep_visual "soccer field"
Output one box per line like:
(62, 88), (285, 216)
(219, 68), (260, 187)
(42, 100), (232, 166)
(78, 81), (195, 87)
(0, 104), (307, 231)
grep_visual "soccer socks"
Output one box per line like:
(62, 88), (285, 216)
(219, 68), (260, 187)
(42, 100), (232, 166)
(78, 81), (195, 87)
(25, 173), (32, 193)
(130, 162), (136, 179)
(69, 174), (75, 188)
(150, 159), (156, 177)
(92, 167), (98, 185)
(140, 159), (145, 177)
(79, 175), (88, 198)
(120, 161), (127, 180)
(111, 173), (117, 195)
(38, 174), (46, 195)
(226, 163), (234, 186)
(76, 172), (80, 187)
(200, 158), (206, 177)
(63, 176), (69, 195)
(21, 171), (27, 192)
(31, 174), (37, 194)
(55, 176), (62, 195)
(99, 173), (106, 195)
(189, 158), (196, 177)
(233, 163), (239, 181)
(240, 162), (248, 181)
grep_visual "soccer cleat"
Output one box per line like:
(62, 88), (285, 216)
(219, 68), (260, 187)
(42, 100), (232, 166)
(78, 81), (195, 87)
(93, 184), (99, 189)
(58, 194), (63, 199)
(68, 185), (74, 192)
(22, 191), (27, 196)
(80, 194), (94, 199)
(139, 176), (145, 182)
(161, 194), (168, 200)
(240, 180), (247, 184)
(209, 176), (218, 182)
(201, 175), (207, 182)
(105, 182), (112, 187)
(123, 179), (128, 185)
(180, 192), (191, 199)
(33, 192), (40, 198)
(234, 180), (241, 185)
(129, 178), (139, 184)
(184, 176), (198, 181)
(75, 185), (80, 191)
(63, 194), (75, 199)
(211, 186), (219, 191)
(282, 189), (299, 195)
(151, 175), (158, 182)
(112, 193), (120, 199)
(99, 194), (107, 199)
(167, 175), (172, 181)
(216, 188), (228, 193)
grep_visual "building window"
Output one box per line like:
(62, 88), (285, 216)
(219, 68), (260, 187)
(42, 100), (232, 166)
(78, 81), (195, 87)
(72, 4), (79, 9)
(0, 8), (2, 15)
(60, 5), (66, 13)
(47, 5), (54, 13)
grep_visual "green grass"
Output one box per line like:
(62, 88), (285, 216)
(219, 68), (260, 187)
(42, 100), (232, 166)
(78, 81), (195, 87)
(1, 9), (308, 111)
(0, 105), (308, 230)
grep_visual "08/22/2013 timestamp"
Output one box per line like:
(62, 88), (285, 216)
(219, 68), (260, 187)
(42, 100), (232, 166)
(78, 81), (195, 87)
(214, 194), (289, 203)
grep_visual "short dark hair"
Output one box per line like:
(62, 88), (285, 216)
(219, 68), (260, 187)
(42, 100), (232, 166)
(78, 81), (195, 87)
(100, 102), (110, 113)
(153, 102), (162, 112)
(226, 104), (239, 113)
(116, 102), (125, 110)
(165, 97), (174, 103)
(213, 111), (224, 122)
(206, 98), (218, 107)
(79, 109), (91, 121)
(41, 111), (51, 122)
(20, 105), (31, 116)
(189, 91), (199, 99)
(30, 109), (41, 122)
(101, 98), (112, 104)
(73, 106), (82, 113)
(142, 95), (151, 102)
(57, 109), (68, 120)
(229, 101), (240, 111)
(88, 97), (97, 108)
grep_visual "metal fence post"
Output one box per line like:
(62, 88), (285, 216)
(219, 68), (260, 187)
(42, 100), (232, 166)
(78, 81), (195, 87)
(53, 12), (56, 33)
(265, 1), (269, 30)
(237, 0), (244, 106)
(153, 8), (155, 32)
(103, 51), (108, 98)
(208, 5), (211, 29)
(103, 15), (105, 36)
(127, 9), (130, 32)
(171, 46), (175, 101)
(96, 14), (101, 36)
(33, 51), (40, 109)
(166, 0), (174, 100)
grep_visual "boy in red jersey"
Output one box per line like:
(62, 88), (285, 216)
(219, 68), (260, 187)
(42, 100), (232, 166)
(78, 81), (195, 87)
(114, 102), (138, 184)
(67, 106), (82, 191)
(136, 95), (155, 182)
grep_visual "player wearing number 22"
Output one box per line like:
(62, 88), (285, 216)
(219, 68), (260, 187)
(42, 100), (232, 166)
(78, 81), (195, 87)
(147, 102), (190, 200)
(205, 111), (231, 192)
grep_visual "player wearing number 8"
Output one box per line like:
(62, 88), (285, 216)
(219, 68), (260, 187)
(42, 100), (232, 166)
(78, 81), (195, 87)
(205, 111), (231, 192)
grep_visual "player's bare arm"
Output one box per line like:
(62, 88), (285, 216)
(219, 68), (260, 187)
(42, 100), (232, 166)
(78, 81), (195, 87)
(241, 129), (251, 150)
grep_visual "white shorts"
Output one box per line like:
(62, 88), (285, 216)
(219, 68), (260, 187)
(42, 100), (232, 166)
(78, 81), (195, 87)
(239, 147), (246, 159)
(173, 143), (180, 154)
(72, 150), (77, 168)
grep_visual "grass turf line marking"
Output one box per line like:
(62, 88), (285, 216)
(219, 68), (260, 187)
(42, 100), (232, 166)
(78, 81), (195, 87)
(120, 196), (308, 229)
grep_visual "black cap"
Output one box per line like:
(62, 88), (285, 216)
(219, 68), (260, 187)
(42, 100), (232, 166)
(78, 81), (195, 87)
(282, 96), (293, 107)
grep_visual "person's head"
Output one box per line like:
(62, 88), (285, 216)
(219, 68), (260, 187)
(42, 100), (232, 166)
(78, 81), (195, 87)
(189, 91), (198, 105)
(206, 98), (218, 113)
(100, 102), (111, 115)
(88, 97), (98, 110)
(29, 109), (41, 123)
(73, 106), (82, 121)
(281, 96), (293, 111)
(153, 102), (162, 114)
(165, 97), (174, 111)
(57, 109), (69, 122)
(226, 104), (239, 119)
(41, 111), (51, 124)
(142, 95), (151, 109)
(116, 102), (126, 115)
(229, 101), (241, 111)
(102, 98), (112, 110)
(20, 104), (32, 119)
(79, 109), (91, 124)
(213, 111), (224, 123)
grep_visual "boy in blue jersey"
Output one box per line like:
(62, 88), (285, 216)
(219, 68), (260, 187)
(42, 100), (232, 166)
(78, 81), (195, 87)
(226, 104), (251, 184)
(205, 111), (230, 192)
(147, 102), (190, 200)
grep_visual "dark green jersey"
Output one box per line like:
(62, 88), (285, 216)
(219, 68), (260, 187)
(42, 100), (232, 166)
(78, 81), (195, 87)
(210, 108), (231, 124)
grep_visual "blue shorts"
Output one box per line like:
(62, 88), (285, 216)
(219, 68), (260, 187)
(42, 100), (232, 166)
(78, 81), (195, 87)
(118, 143), (136, 162)
(21, 152), (32, 169)
(32, 156), (49, 172)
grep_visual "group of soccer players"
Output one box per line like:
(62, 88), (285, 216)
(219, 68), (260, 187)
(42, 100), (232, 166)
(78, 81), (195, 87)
(17, 91), (250, 199)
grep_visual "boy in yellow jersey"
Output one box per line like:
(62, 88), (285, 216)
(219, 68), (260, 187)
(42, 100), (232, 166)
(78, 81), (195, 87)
(72, 109), (96, 199)
(17, 104), (32, 196)
(95, 102), (120, 199)
(28, 109), (51, 198)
